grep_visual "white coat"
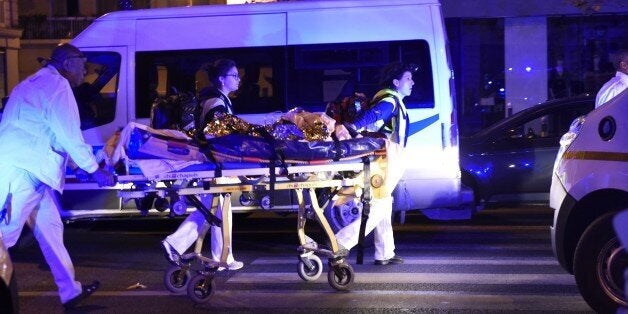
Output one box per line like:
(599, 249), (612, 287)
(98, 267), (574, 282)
(0, 65), (98, 192)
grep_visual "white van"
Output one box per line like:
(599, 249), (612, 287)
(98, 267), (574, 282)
(59, 0), (472, 228)
(549, 89), (628, 313)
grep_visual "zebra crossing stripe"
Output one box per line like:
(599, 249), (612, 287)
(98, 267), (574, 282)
(251, 257), (559, 265)
(18, 289), (589, 312)
(227, 272), (576, 285)
(397, 243), (551, 250)
(204, 291), (590, 311)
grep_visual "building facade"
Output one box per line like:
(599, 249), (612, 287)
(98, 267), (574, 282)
(0, 0), (21, 101)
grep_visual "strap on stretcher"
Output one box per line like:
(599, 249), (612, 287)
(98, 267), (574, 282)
(185, 194), (222, 228)
(356, 156), (371, 265)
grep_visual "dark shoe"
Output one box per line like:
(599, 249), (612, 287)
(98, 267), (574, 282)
(63, 280), (100, 309)
(374, 255), (404, 265)
(335, 243), (349, 257)
(161, 240), (180, 265)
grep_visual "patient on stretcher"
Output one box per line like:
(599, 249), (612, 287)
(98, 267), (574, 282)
(103, 96), (397, 271)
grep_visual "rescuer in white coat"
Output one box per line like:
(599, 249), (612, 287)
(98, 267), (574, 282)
(0, 43), (115, 309)
(334, 62), (417, 265)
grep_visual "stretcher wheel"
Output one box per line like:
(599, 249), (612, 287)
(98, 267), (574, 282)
(327, 263), (354, 291)
(297, 254), (323, 281)
(239, 193), (256, 206)
(135, 194), (155, 213)
(260, 195), (271, 210)
(187, 274), (215, 304)
(171, 199), (188, 216)
(164, 265), (191, 293)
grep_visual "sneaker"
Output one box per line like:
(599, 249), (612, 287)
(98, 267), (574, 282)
(217, 260), (244, 271)
(63, 280), (100, 309)
(374, 255), (404, 265)
(161, 240), (180, 265)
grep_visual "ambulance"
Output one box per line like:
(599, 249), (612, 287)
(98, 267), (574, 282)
(550, 89), (628, 313)
(40, 0), (472, 228)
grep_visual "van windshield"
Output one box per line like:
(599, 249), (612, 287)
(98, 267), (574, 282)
(135, 39), (434, 119)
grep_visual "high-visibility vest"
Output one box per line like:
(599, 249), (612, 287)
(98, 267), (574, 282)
(370, 89), (409, 146)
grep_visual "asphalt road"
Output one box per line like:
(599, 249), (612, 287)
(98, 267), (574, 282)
(10, 205), (594, 313)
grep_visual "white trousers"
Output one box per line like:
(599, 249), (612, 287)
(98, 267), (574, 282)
(0, 165), (82, 303)
(164, 194), (235, 263)
(335, 196), (395, 260)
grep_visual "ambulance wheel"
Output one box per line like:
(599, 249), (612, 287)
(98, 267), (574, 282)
(164, 266), (191, 293)
(187, 274), (215, 304)
(297, 255), (323, 281)
(327, 263), (354, 291)
(574, 212), (628, 313)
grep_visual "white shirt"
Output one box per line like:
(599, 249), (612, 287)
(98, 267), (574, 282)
(595, 71), (628, 108)
(0, 65), (98, 192)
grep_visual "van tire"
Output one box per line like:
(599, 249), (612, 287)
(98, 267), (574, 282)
(573, 212), (627, 313)
(324, 198), (361, 233)
(461, 171), (484, 210)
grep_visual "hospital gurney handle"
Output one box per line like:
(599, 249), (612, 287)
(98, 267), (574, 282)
(356, 156), (371, 265)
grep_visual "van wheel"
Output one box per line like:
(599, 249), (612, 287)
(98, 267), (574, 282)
(574, 212), (628, 313)
(324, 198), (362, 233)
(461, 172), (484, 211)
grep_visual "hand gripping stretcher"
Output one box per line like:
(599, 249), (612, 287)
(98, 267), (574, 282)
(110, 122), (397, 304)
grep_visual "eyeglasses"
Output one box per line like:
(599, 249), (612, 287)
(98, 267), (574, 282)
(225, 74), (240, 80)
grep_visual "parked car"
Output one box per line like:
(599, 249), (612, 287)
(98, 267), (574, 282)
(0, 234), (18, 313)
(550, 89), (628, 313)
(460, 96), (595, 206)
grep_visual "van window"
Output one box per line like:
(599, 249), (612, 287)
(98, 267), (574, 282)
(505, 101), (593, 139)
(134, 39), (433, 119)
(289, 40), (434, 112)
(76, 52), (120, 130)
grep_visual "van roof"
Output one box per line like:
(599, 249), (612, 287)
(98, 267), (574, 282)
(72, 0), (444, 50)
(96, 0), (441, 20)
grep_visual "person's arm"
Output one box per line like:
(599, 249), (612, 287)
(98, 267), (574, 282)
(352, 99), (395, 130)
(48, 83), (99, 173)
(48, 82), (115, 186)
(205, 105), (228, 123)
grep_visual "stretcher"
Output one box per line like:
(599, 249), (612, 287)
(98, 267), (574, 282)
(111, 123), (395, 304)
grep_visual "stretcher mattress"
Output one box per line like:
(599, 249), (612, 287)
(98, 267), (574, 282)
(126, 124), (386, 164)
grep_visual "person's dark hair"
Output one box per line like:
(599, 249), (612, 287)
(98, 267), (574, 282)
(379, 61), (418, 89)
(206, 59), (237, 87)
(48, 43), (83, 67)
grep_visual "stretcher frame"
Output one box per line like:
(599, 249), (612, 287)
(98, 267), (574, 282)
(116, 158), (375, 303)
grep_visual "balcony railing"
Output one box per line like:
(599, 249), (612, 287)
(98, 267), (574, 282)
(19, 16), (95, 40)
